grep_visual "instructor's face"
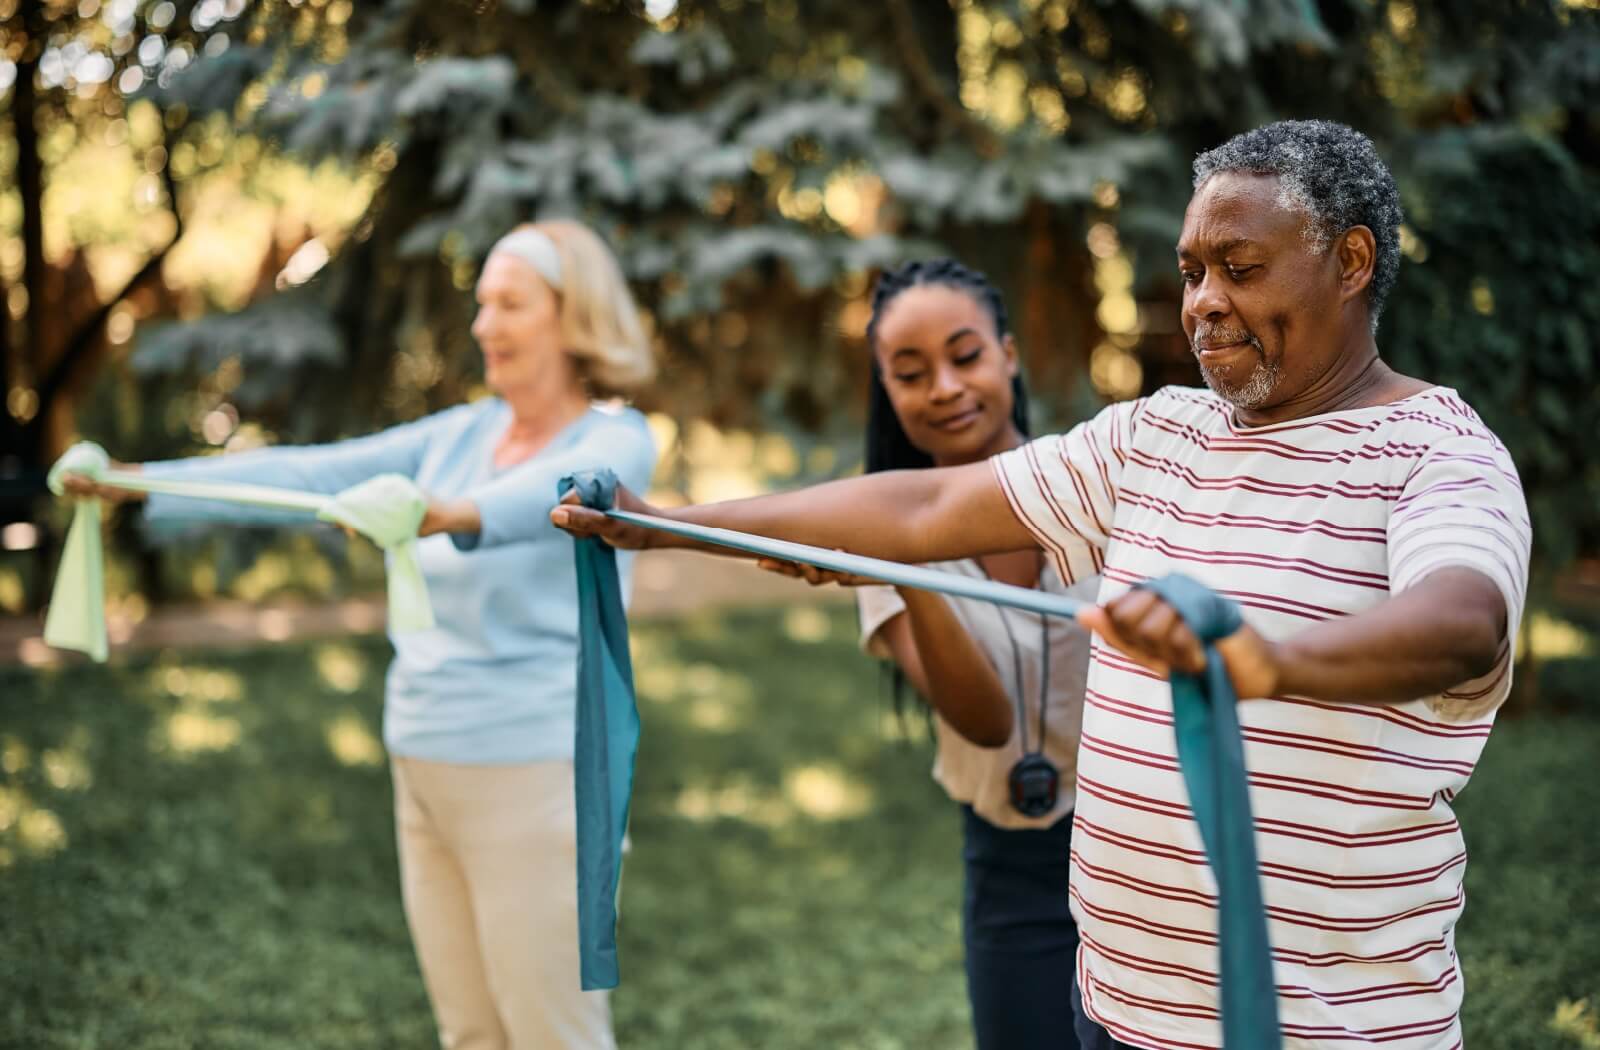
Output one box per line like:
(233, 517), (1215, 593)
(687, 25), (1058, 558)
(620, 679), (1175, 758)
(872, 285), (1019, 466)
(472, 253), (563, 395)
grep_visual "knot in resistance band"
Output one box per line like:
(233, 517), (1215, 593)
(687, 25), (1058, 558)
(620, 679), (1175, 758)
(44, 441), (436, 662)
(561, 468), (1281, 1049)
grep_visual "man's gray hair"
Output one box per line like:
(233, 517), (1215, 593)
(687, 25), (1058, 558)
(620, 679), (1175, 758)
(1192, 120), (1403, 329)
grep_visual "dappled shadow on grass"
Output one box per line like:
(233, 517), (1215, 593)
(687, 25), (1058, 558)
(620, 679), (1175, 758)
(1454, 713), (1600, 1049)
(0, 639), (434, 1050)
(0, 606), (974, 1050)
(4, 604), (1592, 1049)
(618, 607), (971, 1050)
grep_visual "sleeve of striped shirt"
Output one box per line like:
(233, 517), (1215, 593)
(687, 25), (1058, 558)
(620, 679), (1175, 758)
(1387, 433), (1532, 720)
(990, 397), (1145, 587)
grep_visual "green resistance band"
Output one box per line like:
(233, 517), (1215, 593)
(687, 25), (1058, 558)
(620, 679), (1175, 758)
(43, 441), (436, 662)
(563, 469), (1281, 1048)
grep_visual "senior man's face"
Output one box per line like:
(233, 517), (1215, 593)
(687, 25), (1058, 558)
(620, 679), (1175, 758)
(1176, 172), (1345, 415)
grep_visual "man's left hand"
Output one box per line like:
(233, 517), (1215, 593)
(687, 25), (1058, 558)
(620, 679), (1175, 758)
(1076, 588), (1283, 700)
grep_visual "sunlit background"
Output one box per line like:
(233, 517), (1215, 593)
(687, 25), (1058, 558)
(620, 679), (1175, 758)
(0, 1), (1597, 1046)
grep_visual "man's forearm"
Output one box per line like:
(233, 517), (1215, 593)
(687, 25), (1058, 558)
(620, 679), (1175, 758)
(1271, 567), (1507, 705)
(661, 462), (1029, 564)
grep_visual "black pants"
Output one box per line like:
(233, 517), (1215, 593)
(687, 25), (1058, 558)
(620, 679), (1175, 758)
(961, 805), (1081, 1050)
(1066, 962), (1144, 1050)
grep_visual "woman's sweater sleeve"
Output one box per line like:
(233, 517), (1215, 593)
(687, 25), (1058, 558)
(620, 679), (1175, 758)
(452, 414), (658, 551)
(141, 406), (471, 526)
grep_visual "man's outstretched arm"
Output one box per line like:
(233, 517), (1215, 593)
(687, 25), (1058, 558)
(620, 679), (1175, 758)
(549, 461), (1037, 566)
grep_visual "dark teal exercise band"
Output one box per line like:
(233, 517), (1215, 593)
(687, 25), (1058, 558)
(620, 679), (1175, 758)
(560, 469), (1281, 1049)
(605, 508), (1090, 619)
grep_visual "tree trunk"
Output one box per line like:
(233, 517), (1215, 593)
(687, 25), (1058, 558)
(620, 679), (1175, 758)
(5, 0), (45, 487)
(15, 0), (45, 398)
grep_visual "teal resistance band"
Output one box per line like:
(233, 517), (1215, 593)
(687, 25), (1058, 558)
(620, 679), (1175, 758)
(1139, 575), (1282, 1050)
(561, 469), (1281, 1048)
(607, 510), (1090, 619)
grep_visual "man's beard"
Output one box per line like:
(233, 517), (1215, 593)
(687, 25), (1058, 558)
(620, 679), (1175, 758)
(1191, 323), (1281, 410)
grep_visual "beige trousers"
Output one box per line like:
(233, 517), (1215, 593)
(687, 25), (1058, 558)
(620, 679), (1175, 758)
(392, 756), (615, 1050)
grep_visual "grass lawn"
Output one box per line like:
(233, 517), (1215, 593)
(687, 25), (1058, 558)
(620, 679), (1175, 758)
(2, 604), (1597, 1049)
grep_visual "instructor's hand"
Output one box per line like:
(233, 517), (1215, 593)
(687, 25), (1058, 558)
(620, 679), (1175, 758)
(1076, 587), (1283, 700)
(756, 556), (879, 588)
(549, 484), (661, 550)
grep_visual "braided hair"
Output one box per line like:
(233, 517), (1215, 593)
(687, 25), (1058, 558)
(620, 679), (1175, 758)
(864, 258), (1030, 475)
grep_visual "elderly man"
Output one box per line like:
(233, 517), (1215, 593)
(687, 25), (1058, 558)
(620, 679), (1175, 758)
(554, 120), (1530, 1049)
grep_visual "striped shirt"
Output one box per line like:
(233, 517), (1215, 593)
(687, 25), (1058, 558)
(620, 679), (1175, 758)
(991, 385), (1531, 1049)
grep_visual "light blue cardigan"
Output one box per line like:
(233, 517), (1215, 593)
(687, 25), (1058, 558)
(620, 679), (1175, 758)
(142, 399), (656, 764)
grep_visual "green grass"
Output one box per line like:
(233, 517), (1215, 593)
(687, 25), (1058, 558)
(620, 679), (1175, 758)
(1, 605), (1596, 1049)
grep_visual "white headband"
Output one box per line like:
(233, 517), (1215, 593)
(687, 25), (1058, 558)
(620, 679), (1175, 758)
(489, 228), (563, 290)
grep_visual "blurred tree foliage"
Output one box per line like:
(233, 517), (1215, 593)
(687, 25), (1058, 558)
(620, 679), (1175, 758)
(0, 0), (207, 510)
(0, 0), (377, 607)
(123, 0), (1180, 444)
(3, 0), (1598, 603)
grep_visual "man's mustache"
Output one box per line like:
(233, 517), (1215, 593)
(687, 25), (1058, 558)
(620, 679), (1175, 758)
(1191, 323), (1262, 353)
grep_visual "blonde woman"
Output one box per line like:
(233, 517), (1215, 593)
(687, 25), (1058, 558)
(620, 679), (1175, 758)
(63, 220), (657, 1049)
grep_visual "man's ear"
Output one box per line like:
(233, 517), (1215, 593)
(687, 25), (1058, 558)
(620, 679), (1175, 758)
(1337, 225), (1377, 305)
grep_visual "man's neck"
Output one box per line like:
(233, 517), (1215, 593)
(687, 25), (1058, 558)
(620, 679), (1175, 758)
(1234, 335), (1425, 428)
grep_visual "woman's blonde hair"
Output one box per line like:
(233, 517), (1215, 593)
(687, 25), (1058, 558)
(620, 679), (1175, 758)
(511, 219), (656, 398)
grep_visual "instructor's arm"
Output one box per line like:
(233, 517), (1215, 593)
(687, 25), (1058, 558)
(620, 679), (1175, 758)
(871, 591), (1014, 747)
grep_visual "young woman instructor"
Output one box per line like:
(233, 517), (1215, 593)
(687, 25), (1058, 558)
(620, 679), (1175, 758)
(759, 260), (1096, 1049)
